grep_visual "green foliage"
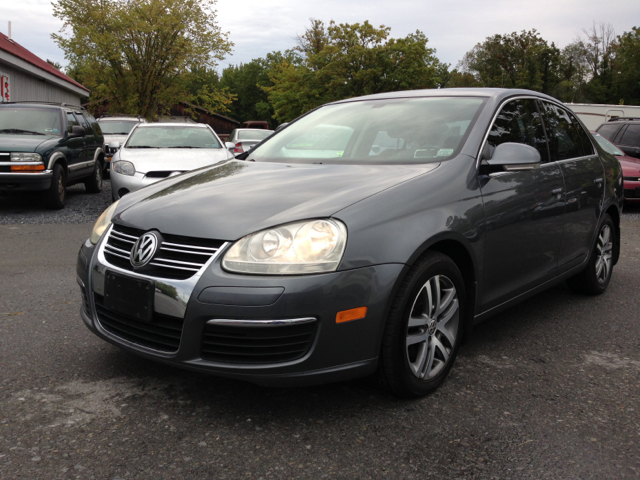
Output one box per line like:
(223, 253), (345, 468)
(460, 30), (561, 94)
(52, 0), (233, 119)
(614, 27), (640, 105)
(265, 20), (446, 122)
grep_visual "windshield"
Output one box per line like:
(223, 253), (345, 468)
(592, 132), (624, 156)
(126, 126), (220, 149)
(238, 130), (273, 141)
(249, 97), (486, 164)
(0, 107), (62, 136)
(98, 120), (140, 135)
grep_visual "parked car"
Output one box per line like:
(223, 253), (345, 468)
(0, 101), (104, 209)
(595, 117), (640, 159)
(240, 121), (270, 129)
(97, 115), (146, 170)
(591, 131), (640, 204)
(78, 88), (622, 398)
(226, 128), (274, 154)
(109, 122), (231, 201)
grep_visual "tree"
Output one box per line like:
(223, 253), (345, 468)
(46, 59), (63, 71)
(265, 20), (446, 122)
(52, 0), (233, 118)
(459, 30), (561, 94)
(613, 27), (640, 105)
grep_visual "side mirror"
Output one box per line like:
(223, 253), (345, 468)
(108, 141), (120, 150)
(68, 125), (86, 139)
(485, 142), (541, 171)
(225, 142), (236, 151)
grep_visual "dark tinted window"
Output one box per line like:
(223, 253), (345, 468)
(78, 114), (92, 133)
(487, 98), (549, 163)
(66, 112), (79, 131)
(567, 111), (595, 155)
(540, 102), (584, 160)
(596, 123), (621, 142)
(619, 124), (640, 146)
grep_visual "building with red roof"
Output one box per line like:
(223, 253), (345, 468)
(0, 32), (89, 105)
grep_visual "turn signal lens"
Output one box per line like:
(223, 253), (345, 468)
(336, 307), (367, 324)
(11, 164), (45, 171)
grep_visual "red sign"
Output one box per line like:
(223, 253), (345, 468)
(0, 75), (10, 102)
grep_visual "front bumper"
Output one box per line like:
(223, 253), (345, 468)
(77, 235), (404, 387)
(0, 171), (52, 191)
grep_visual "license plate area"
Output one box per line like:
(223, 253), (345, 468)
(104, 270), (154, 322)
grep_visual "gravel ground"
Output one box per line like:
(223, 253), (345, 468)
(0, 179), (114, 225)
(2, 179), (640, 224)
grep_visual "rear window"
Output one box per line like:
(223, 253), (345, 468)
(250, 97), (486, 165)
(238, 130), (273, 141)
(126, 126), (220, 149)
(99, 120), (140, 135)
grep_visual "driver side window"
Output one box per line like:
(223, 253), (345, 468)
(487, 99), (549, 163)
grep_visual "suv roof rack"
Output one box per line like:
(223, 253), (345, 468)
(1, 101), (85, 109)
(608, 116), (640, 122)
(98, 114), (146, 120)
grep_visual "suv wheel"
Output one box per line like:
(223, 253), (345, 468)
(45, 164), (66, 210)
(85, 160), (103, 193)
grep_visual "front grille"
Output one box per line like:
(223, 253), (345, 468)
(103, 224), (225, 280)
(201, 320), (317, 364)
(94, 293), (183, 352)
(624, 188), (640, 199)
(146, 171), (184, 178)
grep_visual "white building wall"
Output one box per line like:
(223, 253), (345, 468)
(0, 62), (83, 105)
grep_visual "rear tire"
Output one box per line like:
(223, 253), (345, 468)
(566, 214), (615, 295)
(378, 251), (466, 398)
(85, 160), (103, 193)
(45, 164), (66, 210)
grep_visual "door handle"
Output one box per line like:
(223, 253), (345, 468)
(551, 188), (563, 195)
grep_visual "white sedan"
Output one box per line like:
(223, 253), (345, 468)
(109, 123), (233, 201)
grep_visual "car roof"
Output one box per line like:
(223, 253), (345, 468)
(331, 88), (561, 105)
(137, 123), (209, 128)
(0, 102), (85, 111)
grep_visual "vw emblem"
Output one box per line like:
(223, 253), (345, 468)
(130, 232), (158, 268)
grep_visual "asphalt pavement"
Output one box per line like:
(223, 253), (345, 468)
(1, 183), (639, 479)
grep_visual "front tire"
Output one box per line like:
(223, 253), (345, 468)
(45, 164), (66, 210)
(378, 252), (466, 398)
(566, 214), (615, 295)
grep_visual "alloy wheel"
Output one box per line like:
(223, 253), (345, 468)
(595, 224), (613, 284)
(405, 274), (460, 380)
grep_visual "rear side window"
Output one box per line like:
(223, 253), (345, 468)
(66, 112), (79, 132)
(540, 102), (584, 160)
(619, 124), (640, 147)
(596, 123), (621, 142)
(487, 98), (549, 163)
(567, 111), (595, 155)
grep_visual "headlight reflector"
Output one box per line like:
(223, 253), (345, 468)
(11, 152), (42, 162)
(112, 160), (135, 176)
(90, 200), (120, 244)
(222, 219), (347, 274)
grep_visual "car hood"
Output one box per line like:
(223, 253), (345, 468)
(118, 148), (232, 173)
(0, 134), (59, 152)
(618, 155), (640, 176)
(115, 160), (438, 241)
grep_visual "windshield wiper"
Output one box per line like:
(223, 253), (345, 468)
(127, 146), (158, 148)
(168, 146), (195, 148)
(0, 128), (46, 135)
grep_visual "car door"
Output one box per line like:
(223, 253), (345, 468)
(539, 101), (604, 272)
(64, 112), (86, 181)
(478, 97), (565, 310)
(80, 113), (100, 167)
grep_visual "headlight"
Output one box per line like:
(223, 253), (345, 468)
(222, 219), (347, 275)
(11, 152), (42, 162)
(112, 161), (135, 176)
(90, 200), (120, 244)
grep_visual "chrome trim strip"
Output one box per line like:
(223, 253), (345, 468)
(69, 160), (95, 171)
(207, 318), (317, 327)
(162, 241), (219, 252)
(160, 246), (216, 256)
(111, 230), (137, 242)
(0, 171), (52, 177)
(152, 257), (204, 267)
(76, 276), (85, 288)
(104, 244), (130, 256)
(0, 161), (44, 166)
(149, 261), (199, 272)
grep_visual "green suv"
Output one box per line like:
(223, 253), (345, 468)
(0, 102), (105, 209)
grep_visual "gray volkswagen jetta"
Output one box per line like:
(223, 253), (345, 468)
(77, 88), (622, 398)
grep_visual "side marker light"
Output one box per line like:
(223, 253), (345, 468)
(336, 307), (367, 324)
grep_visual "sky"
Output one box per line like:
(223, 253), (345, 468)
(1, 0), (638, 73)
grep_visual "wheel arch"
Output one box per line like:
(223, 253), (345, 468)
(47, 152), (68, 173)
